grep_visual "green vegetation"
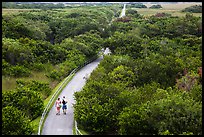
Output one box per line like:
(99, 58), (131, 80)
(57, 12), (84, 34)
(2, 106), (34, 135)
(2, 2), (65, 9)
(134, 3), (202, 17)
(2, 3), (120, 135)
(73, 3), (202, 135)
(127, 3), (147, 8)
(2, 2), (202, 135)
(149, 4), (162, 9)
(182, 5), (202, 13)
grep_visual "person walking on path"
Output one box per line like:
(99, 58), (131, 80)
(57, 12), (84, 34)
(62, 96), (67, 115)
(55, 97), (61, 115)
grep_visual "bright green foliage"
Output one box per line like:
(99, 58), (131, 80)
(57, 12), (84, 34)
(188, 83), (202, 102)
(2, 15), (51, 40)
(2, 5), (115, 43)
(146, 91), (202, 135)
(104, 29), (143, 58)
(2, 4), (119, 134)
(75, 23), (201, 133)
(118, 104), (154, 135)
(73, 30), (103, 57)
(2, 59), (31, 77)
(99, 55), (136, 75)
(16, 79), (52, 99)
(118, 90), (202, 135)
(75, 4), (202, 135)
(116, 82), (161, 110)
(46, 48), (86, 81)
(74, 80), (124, 134)
(2, 87), (44, 120)
(2, 3), (202, 135)
(108, 65), (135, 87)
(134, 15), (201, 38)
(2, 38), (34, 66)
(2, 106), (33, 135)
(74, 95), (119, 134)
(133, 54), (184, 88)
(9, 65), (31, 77)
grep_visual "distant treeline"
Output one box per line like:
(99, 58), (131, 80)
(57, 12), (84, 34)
(2, 2), (65, 9)
(182, 5), (202, 13)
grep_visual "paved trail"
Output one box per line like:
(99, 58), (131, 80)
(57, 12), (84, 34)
(42, 48), (110, 135)
(120, 4), (126, 17)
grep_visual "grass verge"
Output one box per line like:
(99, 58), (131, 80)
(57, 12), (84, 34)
(32, 73), (75, 135)
(72, 121), (89, 135)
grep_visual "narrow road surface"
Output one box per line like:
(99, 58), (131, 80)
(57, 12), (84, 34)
(42, 48), (110, 135)
(120, 4), (126, 18)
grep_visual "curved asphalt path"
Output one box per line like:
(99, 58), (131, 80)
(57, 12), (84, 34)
(42, 48), (111, 135)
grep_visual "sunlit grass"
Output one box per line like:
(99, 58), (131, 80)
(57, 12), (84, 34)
(43, 75), (72, 107)
(2, 70), (55, 135)
(23, 71), (50, 82)
(2, 8), (41, 15)
(135, 8), (202, 17)
(2, 76), (17, 91)
(2, 71), (55, 92)
(31, 116), (41, 135)
(144, 3), (201, 9)
(78, 128), (89, 135)
(2, 63), (57, 92)
(133, 3), (202, 17)
(73, 122), (90, 135)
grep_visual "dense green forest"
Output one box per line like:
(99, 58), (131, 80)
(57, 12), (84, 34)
(2, 2), (202, 135)
(2, 3), (120, 135)
(73, 4), (202, 136)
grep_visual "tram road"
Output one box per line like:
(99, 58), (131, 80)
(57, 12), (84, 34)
(42, 48), (110, 135)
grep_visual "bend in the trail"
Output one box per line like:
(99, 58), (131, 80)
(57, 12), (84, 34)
(42, 48), (110, 135)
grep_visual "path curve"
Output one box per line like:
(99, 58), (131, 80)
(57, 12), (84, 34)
(42, 48), (110, 135)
